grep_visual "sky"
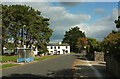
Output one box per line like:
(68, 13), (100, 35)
(2, 1), (119, 43)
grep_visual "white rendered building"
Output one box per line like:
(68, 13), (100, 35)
(47, 42), (70, 55)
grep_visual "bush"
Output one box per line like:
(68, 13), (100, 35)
(102, 31), (120, 62)
(87, 38), (104, 53)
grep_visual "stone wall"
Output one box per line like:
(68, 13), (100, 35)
(94, 51), (104, 62)
(106, 54), (120, 79)
(81, 50), (87, 56)
(87, 51), (104, 61)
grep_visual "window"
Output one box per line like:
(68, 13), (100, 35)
(54, 46), (56, 49)
(66, 50), (68, 53)
(51, 46), (53, 49)
(66, 46), (68, 49)
(58, 46), (60, 49)
(58, 51), (60, 54)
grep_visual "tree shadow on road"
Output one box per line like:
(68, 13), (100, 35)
(46, 69), (73, 77)
(74, 54), (81, 58)
(73, 54), (93, 61)
(77, 57), (86, 60)
(2, 69), (74, 79)
(2, 65), (118, 79)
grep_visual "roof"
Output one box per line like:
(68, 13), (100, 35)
(47, 43), (70, 46)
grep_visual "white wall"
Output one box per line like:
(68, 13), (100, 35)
(3, 47), (14, 55)
(33, 48), (39, 56)
(47, 45), (70, 55)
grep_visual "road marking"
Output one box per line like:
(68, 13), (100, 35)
(85, 57), (103, 79)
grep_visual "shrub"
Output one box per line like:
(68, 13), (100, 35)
(102, 31), (120, 61)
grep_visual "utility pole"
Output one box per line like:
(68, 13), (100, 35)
(23, 25), (26, 48)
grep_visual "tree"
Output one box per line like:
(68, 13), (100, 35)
(86, 38), (103, 52)
(115, 16), (120, 28)
(87, 38), (97, 53)
(102, 31), (120, 54)
(95, 41), (103, 52)
(0, 4), (2, 55)
(76, 37), (87, 52)
(102, 31), (120, 61)
(2, 5), (53, 54)
(2, 5), (11, 55)
(62, 26), (85, 52)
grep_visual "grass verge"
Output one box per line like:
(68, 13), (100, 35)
(0, 64), (21, 69)
(1, 55), (58, 69)
(2, 55), (17, 62)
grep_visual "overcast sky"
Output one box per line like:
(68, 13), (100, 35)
(2, 1), (119, 43)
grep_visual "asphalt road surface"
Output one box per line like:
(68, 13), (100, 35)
(2, 54), (77, 78)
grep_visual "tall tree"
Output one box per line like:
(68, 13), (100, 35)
(2, 5), (11, 54)
(2, 5), (53, 54)
(0, 4), (2, 55)
(62, 26), (85, 52)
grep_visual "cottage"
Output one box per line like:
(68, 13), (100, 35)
(47, 42), (70, 55)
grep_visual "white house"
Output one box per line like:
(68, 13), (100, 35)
(3, 47), (14, 55)
(31, 45), (39, 56)
(47, 42), (70, 55)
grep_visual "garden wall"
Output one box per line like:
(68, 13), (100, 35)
(81, 50), (87, 56)
(87, 51), (104, 62)
(94, 51), (104, 62)
(106, 54), (120, 79)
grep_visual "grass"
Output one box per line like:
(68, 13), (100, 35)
(2, 55), (17, 62)
(70, 52), (75, 54)
(1, 55), (58, 62)
(34, 55), (58, 61)
(0, 64), (21, 69)
(1, 55), (59, 69)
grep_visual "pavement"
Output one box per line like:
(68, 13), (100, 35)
(72, 54), (117, 79)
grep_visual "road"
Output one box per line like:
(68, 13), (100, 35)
(2, 53), (117, 79)
(2, 54), (77, 78)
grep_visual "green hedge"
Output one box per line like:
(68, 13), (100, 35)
(102, 31), (120, 62)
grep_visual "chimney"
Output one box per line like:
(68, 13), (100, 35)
(58, 42), (62, 45)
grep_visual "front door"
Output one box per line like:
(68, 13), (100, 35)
(63, 50), (65, 54)
(54, 50), (57, 55)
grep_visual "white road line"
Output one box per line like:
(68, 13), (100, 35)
(85, 57), (103, 79)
